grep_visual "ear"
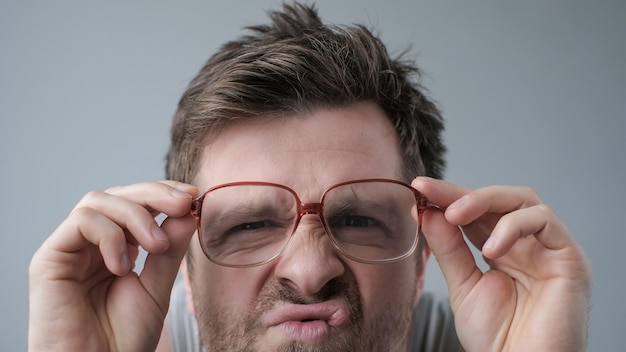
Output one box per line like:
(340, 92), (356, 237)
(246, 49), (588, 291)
(413, 241), (431, 307)
(181, 257), (196, 317)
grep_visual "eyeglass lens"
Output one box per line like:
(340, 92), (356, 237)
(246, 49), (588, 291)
(197, 181), (419, 266)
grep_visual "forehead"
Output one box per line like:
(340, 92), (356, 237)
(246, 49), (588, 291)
(194, 102), (404, 196)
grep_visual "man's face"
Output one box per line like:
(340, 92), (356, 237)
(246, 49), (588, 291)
(186, 102), (428, 352)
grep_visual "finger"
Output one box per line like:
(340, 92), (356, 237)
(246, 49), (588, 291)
(46, 207), (132, 277)
(158, 180), (199, 194)
(445, 185), (542, 226)
(127, 244), (140, 271)
(73, 191), (172, 254)
(482, 204), (572, 259)
(104, 181), (198, 218)
(138, 214), (197, 314)
(458, 213), (502, 255)
(444, 185), (542, 251)
(411, 177), (494, 251)
(421, 206), (482, 300)
(411, 176), (470, 207)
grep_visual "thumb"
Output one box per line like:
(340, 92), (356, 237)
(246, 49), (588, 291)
(421, 206), (482, 301)
(139, 214), (196, 314)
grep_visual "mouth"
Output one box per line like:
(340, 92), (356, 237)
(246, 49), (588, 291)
(264, 299), (349, 344)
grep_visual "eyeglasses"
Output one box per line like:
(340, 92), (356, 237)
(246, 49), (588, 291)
(190, 179), (428, 268)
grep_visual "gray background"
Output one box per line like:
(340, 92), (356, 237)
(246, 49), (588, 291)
(1, 1), (624, 350)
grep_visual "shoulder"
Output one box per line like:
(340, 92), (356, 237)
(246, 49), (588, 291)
(167, 277), (203, 352)
(407, 291), (460, 352)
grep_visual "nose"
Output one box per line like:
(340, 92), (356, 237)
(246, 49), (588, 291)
(273, 211), (345, 297)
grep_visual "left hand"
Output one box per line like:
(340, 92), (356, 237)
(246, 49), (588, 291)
(412, 177), (591, 352)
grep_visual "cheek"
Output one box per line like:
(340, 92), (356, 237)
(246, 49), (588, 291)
(188, 242), (272, 312)
(352, 260), (419, 316)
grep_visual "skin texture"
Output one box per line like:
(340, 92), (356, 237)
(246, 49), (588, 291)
(28, 180), (199, 352)
(414, 179), (591, 351)
(186, 102), (426, 352)
(28, 102), (590, 352)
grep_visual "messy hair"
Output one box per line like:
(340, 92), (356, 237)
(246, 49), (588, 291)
(166, 2), (446, 183)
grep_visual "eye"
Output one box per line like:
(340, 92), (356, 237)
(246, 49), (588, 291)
(234, 221), (269, 232)
(343, 215), (376, 227)
(327, 212), (387, 231)
(223, 220), (278, 237)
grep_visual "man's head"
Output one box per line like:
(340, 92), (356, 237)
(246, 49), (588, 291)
(166, 3), (446, 351)
(166, 3), (445, 185)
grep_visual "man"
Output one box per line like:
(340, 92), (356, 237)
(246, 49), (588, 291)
(28, 3), (591, 351)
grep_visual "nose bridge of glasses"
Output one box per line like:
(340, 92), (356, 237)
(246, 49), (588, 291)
(294, 202), (328, 235)
(299, 202), (323, 216)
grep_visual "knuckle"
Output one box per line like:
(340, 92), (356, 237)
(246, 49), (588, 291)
(104, 185), (123, 194)
(496, 213), (517, 234)
(535, 203), (555, 217)
(69, 205), (98, 219)
(517, 185), (542, 205)
(78, 190), (107, 205)
(519, 185), (535, 195)
(29, 249), (47, 277)
(69, 206), (127, 240)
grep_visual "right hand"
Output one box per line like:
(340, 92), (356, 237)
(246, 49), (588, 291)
(28, 181), (199, 352)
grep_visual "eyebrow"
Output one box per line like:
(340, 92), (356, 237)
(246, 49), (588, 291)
(323, 199), (393, 216)
(204, 204), (291, 229)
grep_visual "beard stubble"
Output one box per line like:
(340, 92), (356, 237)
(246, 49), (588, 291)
(193, 275), (415, 352)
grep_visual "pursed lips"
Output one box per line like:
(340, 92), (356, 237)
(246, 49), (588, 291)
(263, 300), (350, 343)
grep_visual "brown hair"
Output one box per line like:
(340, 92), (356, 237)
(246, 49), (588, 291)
(166, 3), (446, 184)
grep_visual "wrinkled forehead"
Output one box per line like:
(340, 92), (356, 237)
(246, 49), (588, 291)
(193, 102), (404, 199)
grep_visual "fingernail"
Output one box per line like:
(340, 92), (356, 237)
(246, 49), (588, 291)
(448, 195), (468, 210)
(152, 226), (169, 242)
(171, 188), (192, 199)
(413, 176), (435, 186)
(483, 236), (497, 250)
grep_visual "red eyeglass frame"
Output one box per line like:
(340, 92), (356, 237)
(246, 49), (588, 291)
(190, 178), (430, 267)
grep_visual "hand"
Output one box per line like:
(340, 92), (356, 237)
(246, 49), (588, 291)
(412, 177), (591, 352)
(28, 181), (199, 352)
